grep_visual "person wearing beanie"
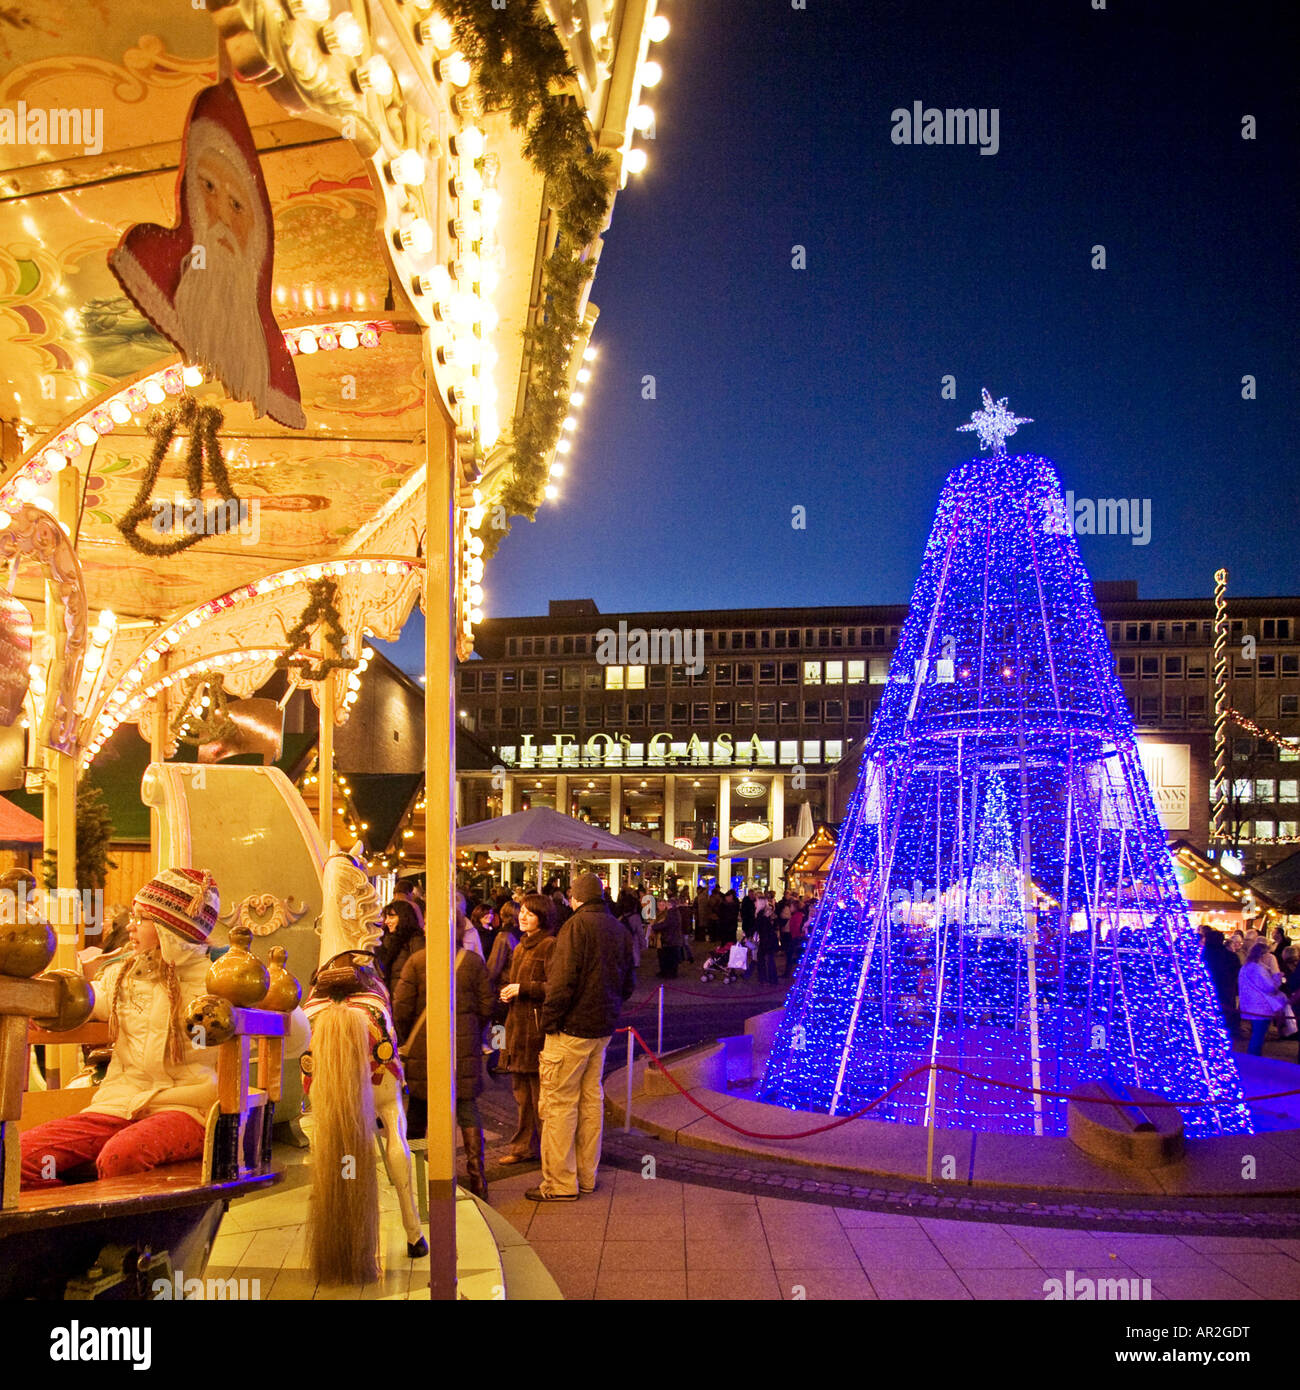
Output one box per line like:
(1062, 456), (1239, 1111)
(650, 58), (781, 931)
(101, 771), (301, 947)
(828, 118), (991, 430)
(19, 867), (304, 1189)
(527, 871), (635, 1202)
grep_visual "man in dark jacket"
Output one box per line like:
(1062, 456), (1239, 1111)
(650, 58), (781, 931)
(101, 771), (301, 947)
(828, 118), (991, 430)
(528, 872), (635, 1201)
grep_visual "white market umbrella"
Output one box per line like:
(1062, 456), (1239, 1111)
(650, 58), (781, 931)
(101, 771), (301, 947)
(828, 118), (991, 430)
(456, 806), (667, 889)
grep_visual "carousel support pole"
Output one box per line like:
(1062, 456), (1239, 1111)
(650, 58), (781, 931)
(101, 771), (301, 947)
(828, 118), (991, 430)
(47, 466), (81, 1087)
(149, 689), (165, 873)
(424, 338), (457, 1300)
(318, 669), (335, 844)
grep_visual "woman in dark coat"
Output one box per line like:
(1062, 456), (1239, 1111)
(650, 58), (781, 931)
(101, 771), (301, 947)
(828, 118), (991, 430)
(374, 899), (425, 995)
(496, 893), (556, 1165)
(394, 920), (493, 1198)
(655, 900), (683, 979)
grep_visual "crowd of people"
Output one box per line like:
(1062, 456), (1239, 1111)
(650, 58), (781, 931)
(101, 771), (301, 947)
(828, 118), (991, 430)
(1201, 923), (1300, 1057)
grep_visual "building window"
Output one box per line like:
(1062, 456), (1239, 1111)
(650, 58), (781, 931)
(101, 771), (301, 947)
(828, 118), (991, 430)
(779, 700), (797, 722)
(1256, 779), (1276, 801)
(1255, 821), (1276, 840)
(825, 660), (843, 683)
(758, 701), (777, 723)
(760, 630), (771, 648)
(1259, 654), (1277, 677)
(1188, 694), (1207, 717)
(779, 661), (798, 683)
(549, 638), (559, 654)
(826, 738), (843, 761)
(869, 658), (890, 684)
(563, 706), (578, 728)
(1233, 777), (1252, 800)
(775, 630), (787, 648)
(670, 703), (688, 725)
(848, 698), (866, 721)
(803, 739), (821, 762)
(583, 706), (600, 727)
(1164, 656), (1182, 676)
(1279, 780), (1298, 802)
(563, 667), (581, 690)
(1118, 657), (1137, 677)
(1140, 657), (1159, 678)
(826, 699), (843, 721)
(1164, 696), (1183, 717)
(1282, 655), (1299, 677)
(831, 629), (843, 648)
(744, 631), (757, 649)
(500, 707), (517, 727)
(1156, 622), (1166, 641)
(648, 702), (666, 724)
(804, 700), (821, 722)
(717, 632), (729, 651)
(737, 663), (754, 685)
(1282, 695), (1300, 715)
(779, 739), (799, 764)
(715, 663), (733, 684)
(583, 669), (600, 691)
(543, 668), (560, 689)
(522, 669), (538, 692)
(759, 662), (777, 684)
(605, 666), (624, 690)
(627, 703), (645, 725)
(804, 661), (822, 685)
(737, 701), (754, 724)
(541, 705), (559, 728)
(627, 665), (647, 689)
(576, 636), (588, 654)
(1264, 618), (1293, 640)
(605, 704), (622, 727)
(691, 702), (709, 724)
(1187, 658), (1207, 678)
(479, 671), (497, 693)
(479, 709), (496, 728)
(500, 670), (517, 691)
(648, 666), (667, 686)
(715, 702), (732, 723)
(459, 670), (478, 692)
(562, 636), (574, 654)
(1125, 624), (1138, 643)
(1139, 696), (1159, 719)
(818, 629), (830, 648)
(1170, 622), (1183, 640)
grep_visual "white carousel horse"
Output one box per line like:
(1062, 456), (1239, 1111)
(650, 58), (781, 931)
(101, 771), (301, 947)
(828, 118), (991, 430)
(301, 845), (427, 1284)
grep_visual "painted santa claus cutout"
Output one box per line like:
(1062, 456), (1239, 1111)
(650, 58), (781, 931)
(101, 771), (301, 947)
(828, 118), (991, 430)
(109, 80), (305, 430)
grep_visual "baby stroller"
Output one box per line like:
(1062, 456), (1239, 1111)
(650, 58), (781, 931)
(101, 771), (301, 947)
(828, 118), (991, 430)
(699, 943), (734, 983)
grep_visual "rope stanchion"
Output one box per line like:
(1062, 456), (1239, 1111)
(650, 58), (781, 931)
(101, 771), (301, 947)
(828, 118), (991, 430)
(614, 1025), (1300, 1142)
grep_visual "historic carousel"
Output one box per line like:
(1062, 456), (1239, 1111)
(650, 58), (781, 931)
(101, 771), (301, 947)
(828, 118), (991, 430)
(0, 0), (668, 1299)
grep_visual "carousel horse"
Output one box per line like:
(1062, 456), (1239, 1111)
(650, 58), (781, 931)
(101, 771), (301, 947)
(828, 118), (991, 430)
(301, 846), (427, 1284)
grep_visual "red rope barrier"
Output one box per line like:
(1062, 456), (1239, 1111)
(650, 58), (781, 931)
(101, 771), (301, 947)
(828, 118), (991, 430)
(613, 1025), (1300, 1141)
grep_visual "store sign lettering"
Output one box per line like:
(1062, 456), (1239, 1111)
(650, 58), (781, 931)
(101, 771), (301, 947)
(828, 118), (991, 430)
(514, 730), (769, 766)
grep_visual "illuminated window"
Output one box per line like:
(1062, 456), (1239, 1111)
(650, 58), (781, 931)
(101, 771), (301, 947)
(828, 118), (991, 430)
(825, 661), (843, 683)
(627, 665), (646, 689)
(605, 666), (624, 690)
(802, 739), (821, 762)
(869, 658), (889, 684)
(779, 740), (798, 763)
(1278, 780), (1298, 802)
(1256, 779), (1276, 801)
(804, 661), (822, 685)
(847, 660), (865, 683)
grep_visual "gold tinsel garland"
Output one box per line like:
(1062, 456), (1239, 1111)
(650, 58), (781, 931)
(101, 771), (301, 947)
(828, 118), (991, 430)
(275, 578), (359, 683)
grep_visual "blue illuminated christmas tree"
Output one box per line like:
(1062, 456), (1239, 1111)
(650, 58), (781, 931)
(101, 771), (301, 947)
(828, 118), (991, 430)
(760, 392), (1251, 1138)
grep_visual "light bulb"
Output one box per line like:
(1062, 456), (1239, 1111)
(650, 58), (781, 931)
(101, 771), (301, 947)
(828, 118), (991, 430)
(633, 103), (655, 132)
(390, 149), (426, 187)
(43, 451), (67, 472)
(399, 217), (434, 255)
(625, 147), (648, 174)
(648, 14), (670, 41)
(439, 52), (471, 86)
(361, 55), (394, 96)
(641, 60), (663, 87)
(576, 367), (591, 383)
(454, 126), (484, 159)
(75, 422), (97, 447)
(298, 331), (319, 354)
(338, 326), (359, 350)
(144, 381), (166, 404)
(109, 399), (132, 424)
(327, 13), (364, 56)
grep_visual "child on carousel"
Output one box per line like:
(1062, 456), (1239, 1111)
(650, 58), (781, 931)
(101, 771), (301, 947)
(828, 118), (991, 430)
(22, 868), (232, 1189)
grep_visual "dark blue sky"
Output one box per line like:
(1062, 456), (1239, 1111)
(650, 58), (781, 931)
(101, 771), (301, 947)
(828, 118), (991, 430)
(380, 0), (1296, 676)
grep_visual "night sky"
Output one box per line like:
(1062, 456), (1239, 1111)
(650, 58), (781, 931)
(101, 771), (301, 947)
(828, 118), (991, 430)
(380, 0), (1297, 676)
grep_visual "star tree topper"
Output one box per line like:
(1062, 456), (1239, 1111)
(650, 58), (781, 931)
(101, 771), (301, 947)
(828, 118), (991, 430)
(958, 388), (1032, 456)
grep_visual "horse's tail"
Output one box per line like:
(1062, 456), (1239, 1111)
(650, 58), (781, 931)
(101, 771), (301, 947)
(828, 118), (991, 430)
(307, 1004), (380, 1284)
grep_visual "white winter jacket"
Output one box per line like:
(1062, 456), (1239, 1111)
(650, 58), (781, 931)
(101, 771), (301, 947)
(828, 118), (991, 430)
(1238, 960), (1286, 1022)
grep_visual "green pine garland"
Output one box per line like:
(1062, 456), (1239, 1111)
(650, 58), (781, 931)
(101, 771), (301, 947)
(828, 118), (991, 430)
(41, 782), (119, 893)
(439, 0), (614, 557)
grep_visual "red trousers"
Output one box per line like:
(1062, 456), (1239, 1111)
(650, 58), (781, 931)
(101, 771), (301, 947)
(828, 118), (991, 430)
(20, 1110), (205, 1189)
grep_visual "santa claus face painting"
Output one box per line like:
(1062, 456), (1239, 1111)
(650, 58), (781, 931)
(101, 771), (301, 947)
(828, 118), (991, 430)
(109, 81), (304, 430)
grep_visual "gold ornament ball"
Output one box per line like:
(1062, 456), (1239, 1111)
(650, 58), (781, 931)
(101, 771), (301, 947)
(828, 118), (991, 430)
(0, 916), (56, 979)
(206, 924), (270, 1006)
(33, 969), (95, 1031)
(260, 945), (301, 1012)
